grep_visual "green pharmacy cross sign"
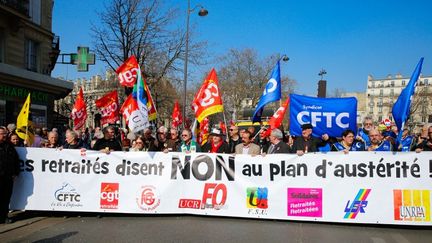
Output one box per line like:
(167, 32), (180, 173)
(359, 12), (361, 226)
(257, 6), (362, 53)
(58, 46), (96, 72)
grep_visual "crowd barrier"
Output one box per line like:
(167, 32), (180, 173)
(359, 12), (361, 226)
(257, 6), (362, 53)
(10, 148), (432, 226)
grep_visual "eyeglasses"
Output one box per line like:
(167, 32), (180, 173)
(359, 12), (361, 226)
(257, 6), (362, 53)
(181, 135), (188, 137)
(135, 141), (143, 144)
(229, 129), (235, 131)
(364, 123), (373, 126)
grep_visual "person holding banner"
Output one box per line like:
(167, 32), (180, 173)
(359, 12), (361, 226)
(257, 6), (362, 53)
(367, 128), (392, 151)
(290, 124), (329, 155)
(228, 125), (242, 153)
(267, 128), (290, 154)
(179, 129), (201, 153)
(235, 130), (261, 155)
(92, 126), (122, 153)
(62, 130), (81, 149)
(0, 126), (20, 224)
(202, 128), (230, 153)
(331, 129), (365, 153)
(413, 124), (432, 152)
(46, 131), (60, 148)
(397, 128), (414, 152)
(356, 117), (374, 147)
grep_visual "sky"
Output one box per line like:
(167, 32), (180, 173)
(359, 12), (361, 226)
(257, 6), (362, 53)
(51, 0), (432, 96)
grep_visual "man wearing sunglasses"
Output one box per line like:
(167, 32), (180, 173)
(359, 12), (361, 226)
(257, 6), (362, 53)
(228, 125), (241, 153)
(178, 129), (201, 153)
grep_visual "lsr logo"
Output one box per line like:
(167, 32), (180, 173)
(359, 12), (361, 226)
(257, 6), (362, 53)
(100, 183), (120, 209)
(344, 189), (371, 219)
(178, 183), (227, 210)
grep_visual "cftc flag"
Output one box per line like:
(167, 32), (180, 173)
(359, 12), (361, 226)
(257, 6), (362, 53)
(252, 61), (282, 123)
(392, 57), (424, 143)
(16, 93), (34, 145)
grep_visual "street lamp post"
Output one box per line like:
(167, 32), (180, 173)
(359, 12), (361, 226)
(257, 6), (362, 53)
(183, 0), (208, 128)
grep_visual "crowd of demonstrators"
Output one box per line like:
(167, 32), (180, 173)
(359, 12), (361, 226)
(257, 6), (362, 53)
(2, 118), (432, 156)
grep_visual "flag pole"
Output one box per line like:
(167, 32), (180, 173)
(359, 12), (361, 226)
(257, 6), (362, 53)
(222, 112), (229, 135)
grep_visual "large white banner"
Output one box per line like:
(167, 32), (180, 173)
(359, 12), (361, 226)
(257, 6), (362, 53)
(10, 148), (432, 226)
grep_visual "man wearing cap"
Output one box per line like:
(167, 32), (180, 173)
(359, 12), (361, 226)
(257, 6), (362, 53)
(202, 128), (230, 153)
(267, 128), (290, 154)
(290, 123), (329, 156)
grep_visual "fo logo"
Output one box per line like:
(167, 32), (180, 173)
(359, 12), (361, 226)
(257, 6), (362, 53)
(136, 185), (160, 211)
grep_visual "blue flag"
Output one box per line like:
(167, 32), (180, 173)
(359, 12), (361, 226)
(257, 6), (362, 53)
(289, 94), (357, 137)
(252, 61), (282, 122)
(392, 57), (424, 144)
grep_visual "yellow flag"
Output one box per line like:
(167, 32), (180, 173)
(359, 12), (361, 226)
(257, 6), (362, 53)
(16, 93), (34, 146)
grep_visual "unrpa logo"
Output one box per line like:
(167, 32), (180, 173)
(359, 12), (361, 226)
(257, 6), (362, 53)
(100, 182), (119, 209)
(393, 189), (430, 221)
(344, 189), (371, 219)
(136, 185), (160, 211)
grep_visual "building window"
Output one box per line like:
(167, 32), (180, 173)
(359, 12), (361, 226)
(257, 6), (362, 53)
(402, 80), (406, 86)
(370, 82), (374, 88)
(378, 106), (383, 113)
(391, 80), (395, 87)
(378, 115), (382, 121)
(422, 116), (426, 123)
(379, 89), (383, 96)
(25, 39), (39, 72)
(425, 79), (429, 86)
(29, 0), (41, 25)
(429, 115), (432, 123)
(390, 89), (394, 96)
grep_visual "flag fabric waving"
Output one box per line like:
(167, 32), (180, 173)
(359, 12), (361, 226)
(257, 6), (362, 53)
(95, 90), (119, 126)
(132, 73), (157, 121)
(116, 56), (140, 87)
(171, 100), (182, 129)
(16, 93), (34, 145)
(263, 97), (290, 137)
(120, 94), (149, 133)
(252, 60), (282, 123)
(192, 68), (224, 122)
(392, 57), (424, 143)
(71, 87), (87, 130)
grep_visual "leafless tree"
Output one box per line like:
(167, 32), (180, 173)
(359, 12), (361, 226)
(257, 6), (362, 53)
(216, 48), (296, 121)
(91, 0), (206, 123)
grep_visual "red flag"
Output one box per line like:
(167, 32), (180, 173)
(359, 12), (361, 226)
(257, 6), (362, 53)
(198, 117), (210, 145)
(116, 56), (139, 87)
(171, 100), (182, 128)
(95, 90), (119, 126)
(219, 121), (226, 135)
(192, 68), (224, 122)
(264, 97), (290, 137)
(71, 87), (87, 130)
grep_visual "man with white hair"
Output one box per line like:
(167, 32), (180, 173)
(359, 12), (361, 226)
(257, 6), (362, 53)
(267, 128), (290, 154)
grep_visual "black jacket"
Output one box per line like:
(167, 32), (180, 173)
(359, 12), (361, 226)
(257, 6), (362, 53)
(201, 141), (230, 153)
(0, 141), (20, 179)
(267, 141), (290, 154)
(290, 136), (327, 153)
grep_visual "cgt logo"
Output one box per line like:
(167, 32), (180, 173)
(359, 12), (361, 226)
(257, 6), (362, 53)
(100, 183), (119, 209)
(344, 189), (371, 219)
(246, 187), (268, 215)
(136, 185), (160, 211)
(178, 183), (227, 210)
(394, 189), (430, 222)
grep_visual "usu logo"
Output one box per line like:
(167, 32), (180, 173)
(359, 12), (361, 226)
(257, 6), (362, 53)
(246, 187), (268, 215)
(100, 183), (119, 209)
(344, 189), (371, 219)
(394, 189), (430, 222)
(178, 183), (227, 210)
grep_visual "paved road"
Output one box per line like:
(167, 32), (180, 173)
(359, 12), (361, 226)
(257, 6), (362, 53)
(1, 212), (431, 243)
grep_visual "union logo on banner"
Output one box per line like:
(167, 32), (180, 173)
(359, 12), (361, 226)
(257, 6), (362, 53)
(136, 185), (160, 211)
(394, 189), (430, 221)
